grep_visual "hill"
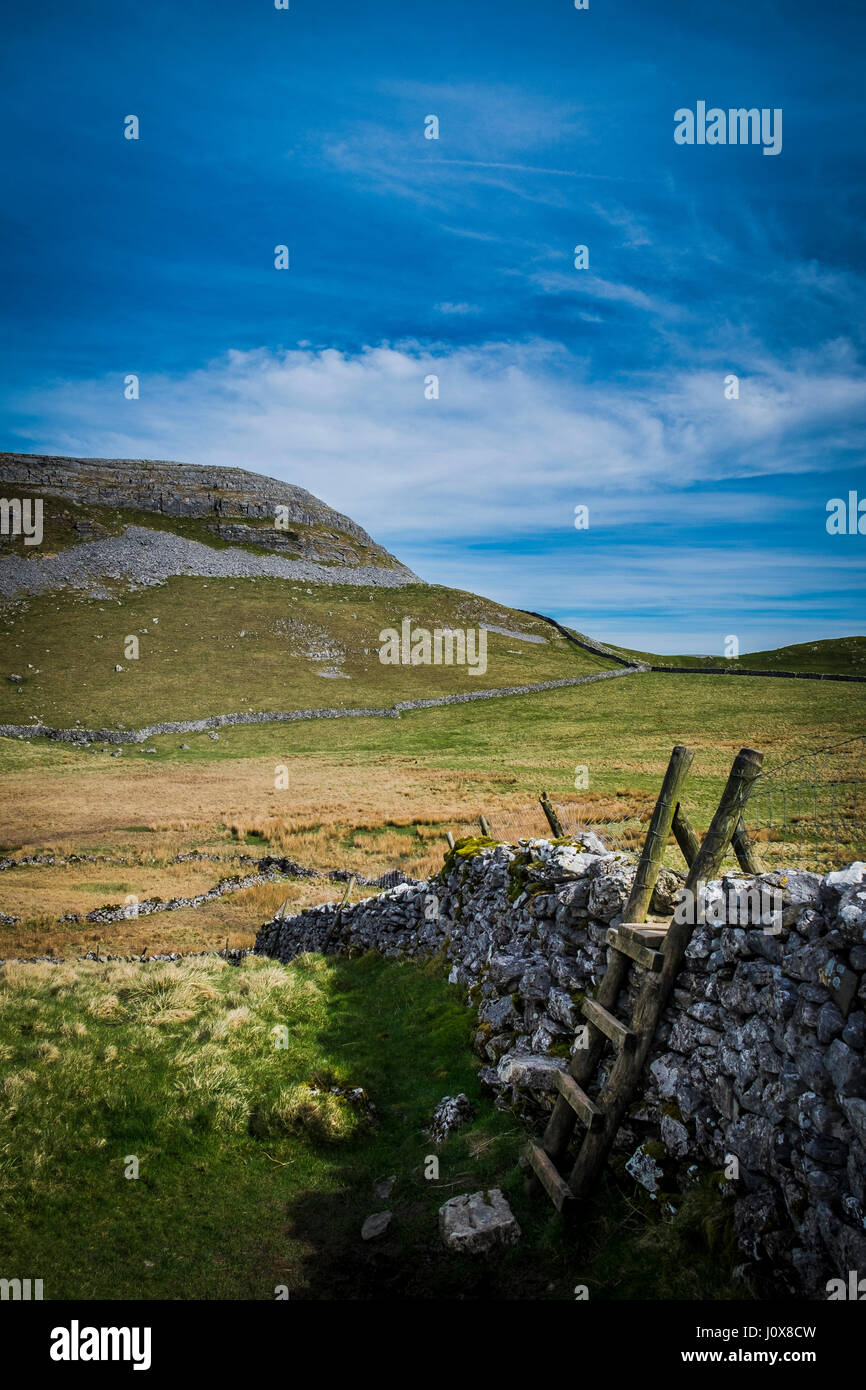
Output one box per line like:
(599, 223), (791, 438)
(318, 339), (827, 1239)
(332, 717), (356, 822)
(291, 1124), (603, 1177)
(1, 454), (862, 738)
(597, 634), (866, 677)
(0, 453), (615, 729)
(0, 452), (412, 575)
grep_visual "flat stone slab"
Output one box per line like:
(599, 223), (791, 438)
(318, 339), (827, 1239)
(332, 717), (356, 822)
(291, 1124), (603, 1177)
(439, 1189), (521, 1254)
(496, 1052), (567, 1091)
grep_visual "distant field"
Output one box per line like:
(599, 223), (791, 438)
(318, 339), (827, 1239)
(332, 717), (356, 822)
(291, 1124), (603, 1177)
(603, 633), (866, 677)
(2, 671), (863, 957)
(0, 579), (608, 728)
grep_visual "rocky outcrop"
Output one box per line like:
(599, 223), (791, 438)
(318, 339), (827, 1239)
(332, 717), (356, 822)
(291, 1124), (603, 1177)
(1, 453), (388, 546)
(254, 839), (866, 1297)
(0, 452), (415, 582)
(0, 524), (417, 599)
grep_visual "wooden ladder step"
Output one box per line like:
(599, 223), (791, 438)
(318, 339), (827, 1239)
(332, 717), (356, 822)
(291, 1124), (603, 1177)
(555, 1071), (604, 1130)
(620, 921), (669, 947)
(524, 1140), (574, 1212)
(581, 997), (637, 1052)
(606, 927), (664, 972)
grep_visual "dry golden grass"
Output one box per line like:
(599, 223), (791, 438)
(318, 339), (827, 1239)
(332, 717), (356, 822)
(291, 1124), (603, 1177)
(3, 671), (862, 958)
(0, 753), (493, 846)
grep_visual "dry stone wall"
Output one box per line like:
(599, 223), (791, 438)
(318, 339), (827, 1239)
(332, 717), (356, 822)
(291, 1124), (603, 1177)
(254, 838), (866, 1297)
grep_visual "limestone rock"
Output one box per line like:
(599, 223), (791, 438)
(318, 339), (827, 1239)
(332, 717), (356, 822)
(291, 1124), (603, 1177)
(361, 1211), (392, 1241)
(429, 1093), (475, 1145)
(439, 1189), (521, 1254)
(626, 1144), (665, 1195)
(496, 1053), (567, 1091)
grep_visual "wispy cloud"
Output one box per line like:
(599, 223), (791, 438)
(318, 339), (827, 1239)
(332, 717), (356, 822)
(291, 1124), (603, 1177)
(436, 302), (481, 315)
(4, 240), (864, 653)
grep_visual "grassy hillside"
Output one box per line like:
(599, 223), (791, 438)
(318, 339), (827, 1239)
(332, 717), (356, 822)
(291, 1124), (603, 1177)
(599, 633), (866, 676)
(0, 579), (611, 728)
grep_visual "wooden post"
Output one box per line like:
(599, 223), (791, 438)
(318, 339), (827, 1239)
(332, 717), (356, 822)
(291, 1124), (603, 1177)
(539, 792), (565, 838)
(333, 875), (356, 931)
(479, 815), (492, 838)
(675, 803), (762, 875)
(672, 802), (700, 867)
(445, 831), (455, 850)
(537, 745), (694, 1170)
(567, 747), (764, 1200)
(732, 817), (763, 874)
(624, 746), (695, 923)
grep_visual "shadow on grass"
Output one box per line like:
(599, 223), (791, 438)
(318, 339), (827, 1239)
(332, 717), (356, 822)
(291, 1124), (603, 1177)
(277, 952), (755, 1302)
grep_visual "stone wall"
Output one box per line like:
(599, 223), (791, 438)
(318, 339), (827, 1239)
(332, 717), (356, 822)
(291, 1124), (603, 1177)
(254, 837), (866, 1296)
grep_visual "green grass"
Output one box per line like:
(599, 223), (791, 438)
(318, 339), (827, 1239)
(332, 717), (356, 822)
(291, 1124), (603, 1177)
(0, 579), (607, 728)
(0, 951), (758, 1301)
(52, 668), (862, 816)
(602, 633), (866, 677)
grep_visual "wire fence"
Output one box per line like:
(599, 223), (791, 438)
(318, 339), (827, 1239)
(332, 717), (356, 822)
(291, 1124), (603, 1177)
(452, 735), (866, 875)
(745, 734), (866, 873)
(454, 797), (653, 857)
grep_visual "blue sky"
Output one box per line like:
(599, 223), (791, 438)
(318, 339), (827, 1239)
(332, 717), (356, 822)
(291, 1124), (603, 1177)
(1, 0), (864, 652)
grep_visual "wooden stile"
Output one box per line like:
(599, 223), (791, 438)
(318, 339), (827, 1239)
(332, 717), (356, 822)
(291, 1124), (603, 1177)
(525, 745), (765, 1212)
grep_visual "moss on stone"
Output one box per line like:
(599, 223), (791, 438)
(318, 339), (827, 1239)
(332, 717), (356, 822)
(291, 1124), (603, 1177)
(441, 835), (498, 874)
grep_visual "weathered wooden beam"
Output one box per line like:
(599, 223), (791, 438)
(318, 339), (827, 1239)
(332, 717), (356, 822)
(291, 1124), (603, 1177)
(623, 745), (695, 923)
(672, 802), (700, 867)
(581, 997), (637, 1051)
(445, 831), (455, 850)
(674, 801), (763, 877)
(732, 817), (763, 874)
(539, 792), (565, 838)
(606, 927), (663, 972)
(524, 1140), (574, 1211)
(535, 743), (694, 1171)
(620, 923), (668, 947)
(567, 747), (764, 1201)
(479, 815), (492, 838)
(555, 1071), (604, 1131)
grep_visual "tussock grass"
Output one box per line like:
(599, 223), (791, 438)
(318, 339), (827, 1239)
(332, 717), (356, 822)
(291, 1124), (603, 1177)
(0, 950), (764, 1298)
(2, 672), (862, 956)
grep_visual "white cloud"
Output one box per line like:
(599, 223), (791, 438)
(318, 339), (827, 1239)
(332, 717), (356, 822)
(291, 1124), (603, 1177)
(435, 302), (481, 315)
(14, 338), (866, 551)
(10, 337), (866, 647)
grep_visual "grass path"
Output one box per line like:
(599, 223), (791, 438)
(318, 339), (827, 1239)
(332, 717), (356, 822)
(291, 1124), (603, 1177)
(0, 951), (751, 1301)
